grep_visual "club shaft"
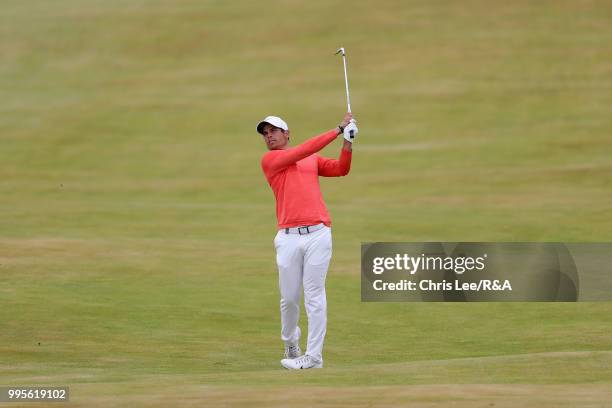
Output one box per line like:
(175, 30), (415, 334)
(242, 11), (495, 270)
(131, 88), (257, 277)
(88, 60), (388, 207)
(342, 54), (351, 113)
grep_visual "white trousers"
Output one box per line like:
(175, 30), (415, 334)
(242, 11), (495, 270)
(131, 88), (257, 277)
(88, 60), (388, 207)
(274, 226), (332, 362)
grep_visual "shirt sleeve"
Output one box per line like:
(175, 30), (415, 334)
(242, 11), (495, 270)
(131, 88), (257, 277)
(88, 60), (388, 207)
(261, 129), (339, 174)
(317, 149), (352, 177)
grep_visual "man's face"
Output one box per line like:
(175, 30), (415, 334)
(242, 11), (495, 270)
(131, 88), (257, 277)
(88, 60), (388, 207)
(261, 123), (289, 150)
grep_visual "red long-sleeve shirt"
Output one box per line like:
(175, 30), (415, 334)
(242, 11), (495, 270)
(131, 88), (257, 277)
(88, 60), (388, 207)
(261, 129), (352, 229)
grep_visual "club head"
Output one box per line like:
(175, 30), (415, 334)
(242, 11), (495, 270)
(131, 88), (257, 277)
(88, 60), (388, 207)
(335, 47), (346, 56)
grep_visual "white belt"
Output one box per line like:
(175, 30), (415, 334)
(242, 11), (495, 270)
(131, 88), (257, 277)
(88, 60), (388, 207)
(282, 223), (325, 235)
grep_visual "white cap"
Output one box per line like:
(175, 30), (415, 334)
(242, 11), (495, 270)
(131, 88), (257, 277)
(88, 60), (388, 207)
(256, 116), (288, 134)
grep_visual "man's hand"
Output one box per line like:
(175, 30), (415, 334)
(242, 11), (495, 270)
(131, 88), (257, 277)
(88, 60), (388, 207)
(343, 119), (358, 143)
(339, 112), (353, 129)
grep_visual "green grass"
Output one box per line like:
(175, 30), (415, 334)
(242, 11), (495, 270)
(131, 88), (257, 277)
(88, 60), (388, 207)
(1, 0), (612, 406)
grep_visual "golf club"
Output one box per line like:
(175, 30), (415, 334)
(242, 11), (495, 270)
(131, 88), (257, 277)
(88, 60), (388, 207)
(335, 47), (354, 139)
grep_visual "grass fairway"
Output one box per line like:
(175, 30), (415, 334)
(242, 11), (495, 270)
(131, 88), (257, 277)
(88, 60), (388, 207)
(2, 0), (612, 406)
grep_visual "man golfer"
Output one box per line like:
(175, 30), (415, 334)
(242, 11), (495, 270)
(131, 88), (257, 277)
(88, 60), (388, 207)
(257, 113), (358, 369)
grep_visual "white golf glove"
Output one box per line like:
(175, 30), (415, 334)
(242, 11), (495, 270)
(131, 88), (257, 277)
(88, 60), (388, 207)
(343, 119), (358, 143)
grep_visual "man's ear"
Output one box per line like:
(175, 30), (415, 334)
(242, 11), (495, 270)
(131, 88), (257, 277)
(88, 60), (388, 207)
(286, 130), (290, 141)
